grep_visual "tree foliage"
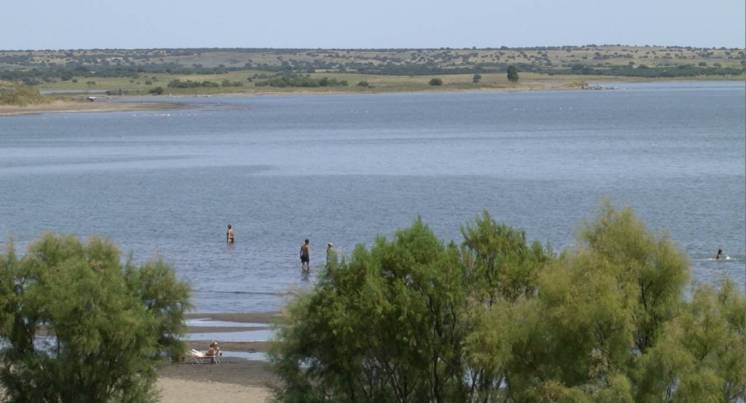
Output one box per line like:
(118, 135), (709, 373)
(254, 74), (348, 88)
(0, 234), (191, 403)
(507, 65), (519, 82)
(270, 203), (745, 402)
(0, 83), (46, 106)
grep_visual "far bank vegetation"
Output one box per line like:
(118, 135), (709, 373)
(0, 46), (741, 96)
(0, 82), (47, 106)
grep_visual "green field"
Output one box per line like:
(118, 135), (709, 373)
(1, 46), (742, 97)
(28, 70), (740, 97)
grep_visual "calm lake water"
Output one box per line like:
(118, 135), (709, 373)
(1, 81), (744, 312)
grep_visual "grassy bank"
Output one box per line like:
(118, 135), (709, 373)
(33, 70), (745, 97)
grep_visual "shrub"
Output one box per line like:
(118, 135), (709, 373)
(507, 65), (519, 82)
(270, 203), (745, 402)
(0, 83), (46, 106)
(167, 79), (219, 89)
(429, 77), (443, 86)
(0, 234), (191, 402)
(254, 74), (348, 88)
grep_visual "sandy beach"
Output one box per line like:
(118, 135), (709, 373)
(157, 312), (280, 402)
(158, 358), (275, 402)
(158, 379), (270, 403)
(0, 99), (183, 116)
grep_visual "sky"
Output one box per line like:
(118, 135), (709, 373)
(1, 0), (743, 50)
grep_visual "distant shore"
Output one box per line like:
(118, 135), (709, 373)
(4, 78), (742, 117)
(0, 99), (184, 117)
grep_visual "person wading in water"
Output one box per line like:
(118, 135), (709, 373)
(300, 239), (311, 272)
(226, 224), (235, 244)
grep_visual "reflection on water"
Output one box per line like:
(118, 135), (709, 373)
(185, 329), (274, 343)
(186, 319), (269, 328)
(222, 350), (269, 361)
(1, 83), (744, 314)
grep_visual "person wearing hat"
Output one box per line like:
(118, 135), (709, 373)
(326, 242), (336, 266)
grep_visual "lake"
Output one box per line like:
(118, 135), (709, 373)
(1, 81), (744, 312)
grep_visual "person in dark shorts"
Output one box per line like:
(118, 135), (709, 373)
(226, 224), (235, 244)
(300, 239), (310, 272)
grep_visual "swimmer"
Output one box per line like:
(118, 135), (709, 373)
(227, 224), (235, 244)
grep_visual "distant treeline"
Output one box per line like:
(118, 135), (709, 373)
(560, 63), (745, 77)
(0, 63), (244, 85)
(254, 74), (348, 88)
(166, 79), (244, 89)
(0, 60), (743, 85)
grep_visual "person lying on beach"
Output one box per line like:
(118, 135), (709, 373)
(206, 341), (221, 355)
(205, 341), (221, 363)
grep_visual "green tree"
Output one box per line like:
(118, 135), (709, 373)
(507, 65), (519, 82)
(0, 234), (191, 403)
(472, 73), (482, 84)
(271, 219), (472, 402)
(0, 84), (46, 106)
(429, 78), (443, 86)
(148, 86), (164, 95)
(270, 203), (746, 402)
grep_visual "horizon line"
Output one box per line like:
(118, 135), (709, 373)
(1, 43), (744, 52)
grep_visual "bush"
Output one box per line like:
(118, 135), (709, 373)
(254, 74), (348, 88)
(0, 83), (46, 106)
(357, 80), (370, 87)
(167, 79), (219, 89)
(472, 73), (482, 84)
(149, 86), (164, 95)
(429, 77), (443, 86)
(0, 234), (191, 402)
(270, 203), (745, 402)
(507, 65), (519, 82)
(221, 79), (244, 87)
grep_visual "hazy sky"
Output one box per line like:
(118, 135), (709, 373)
(2, 0), (743, 49)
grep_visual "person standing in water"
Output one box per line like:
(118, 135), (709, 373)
(300, 239), (311, 272)
(226, 224), (235, 244)
(326, 242), (336, 266)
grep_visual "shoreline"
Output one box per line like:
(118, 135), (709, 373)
(4, 78), (742, 117)
(185, 312), (278, 354)
(163, 77), (746, 98)
(0, 99), (185, 117)
(157, 311), (280, 402)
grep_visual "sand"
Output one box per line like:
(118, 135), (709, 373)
(4, 312), (280, 401)
(158, 312), (280, 402)
(0, 100), (183, 116)
(157, 378), (271, 403)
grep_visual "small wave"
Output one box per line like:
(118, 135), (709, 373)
(193, 289), (291, 296)
(693, 256), (742, 262)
